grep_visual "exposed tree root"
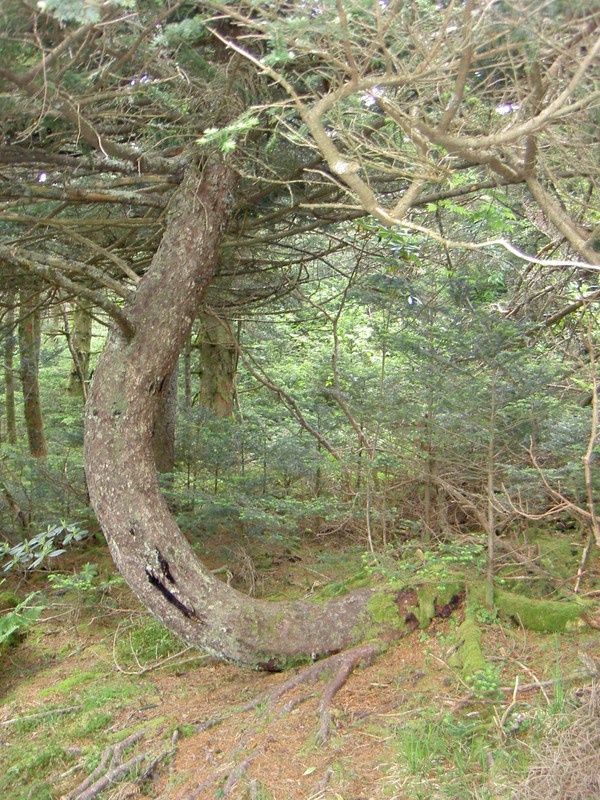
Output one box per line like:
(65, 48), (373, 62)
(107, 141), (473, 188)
(316, 646), (378, 744)
(308, 765), (334, 798)
(181, 642), (381, 798)
(1, 705), (81, 728)
(61, 729), (152, 800)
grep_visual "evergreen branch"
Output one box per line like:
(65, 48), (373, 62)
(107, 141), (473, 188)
(0, 246), (134, 338)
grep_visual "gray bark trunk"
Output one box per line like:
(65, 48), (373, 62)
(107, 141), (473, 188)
(84, 164), (403, 669)
(152, 363), (178, 474)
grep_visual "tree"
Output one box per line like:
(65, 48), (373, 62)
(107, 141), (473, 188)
(65, 301), (93, 399)
(2, 293), (18, 445)
(18, 287), (47, 458)
(1, 0), (598, 667)
(222, 0), (599, 265)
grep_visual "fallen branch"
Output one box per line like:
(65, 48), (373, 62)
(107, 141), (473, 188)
(1, 705), (81, 727)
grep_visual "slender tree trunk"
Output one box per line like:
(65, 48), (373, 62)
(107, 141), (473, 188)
(3, 298), (17, 445)
(486, 370), (498, 606)
(84, 164), (404, 669)
(183, 333), (193, 409)
(66, 300), (93, 399)
(197, 309), (238, 417)
(18, 289), (47, 458)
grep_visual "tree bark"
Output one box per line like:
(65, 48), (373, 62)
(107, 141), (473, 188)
(152, 363), (178, 474)
(84, 163), (403, 669)
(197, 309), (238, 417)
(18, 289), (47, 458)
(67, 300), (93, 399)
(3, 297), (17, 445)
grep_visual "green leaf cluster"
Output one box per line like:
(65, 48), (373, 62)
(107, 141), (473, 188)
(0, 523), (88, 573)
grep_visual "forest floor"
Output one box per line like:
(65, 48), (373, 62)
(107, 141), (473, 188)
(1, 528), (599, 800)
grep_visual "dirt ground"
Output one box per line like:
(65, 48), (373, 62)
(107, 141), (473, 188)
(1, 537), (599, 800)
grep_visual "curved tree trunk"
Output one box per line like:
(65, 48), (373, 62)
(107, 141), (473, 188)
(84, 164), (404, 669)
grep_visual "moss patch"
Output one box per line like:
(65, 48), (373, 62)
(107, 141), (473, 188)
(367, 592), (405, 628)
(455, 612), (486, 678)
(415, 581), (464, 628)
(115, 617), (182, 665)
(496, 588), (592, 632)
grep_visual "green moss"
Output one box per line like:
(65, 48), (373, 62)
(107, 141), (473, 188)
(496, 588), (591, 632)
(528, 531), (582, 580)
(1, 740), (70, 797)
(367, 592), (403, 627)
(416, 581), (464, 628)
(174, 723), (197, 738)
(456, 612), (486, 678)
(66, 711), (113, 737)
(360, 582), (465, 641)
(39, 669), (102, 697)
(116, 617), (182, 664)
(415, 586), (436, 628)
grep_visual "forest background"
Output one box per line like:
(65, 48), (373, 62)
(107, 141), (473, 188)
(0, 1), (599, 798)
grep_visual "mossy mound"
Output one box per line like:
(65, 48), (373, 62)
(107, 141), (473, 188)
(455, 611), (486, 678)
(495, 588), (592, 632)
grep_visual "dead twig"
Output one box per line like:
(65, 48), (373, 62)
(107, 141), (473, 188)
(1, 705), (81, 727)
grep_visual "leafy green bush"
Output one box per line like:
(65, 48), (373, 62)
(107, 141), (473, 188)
(0, 522), (88, 573)
(47, 563), (123, 603)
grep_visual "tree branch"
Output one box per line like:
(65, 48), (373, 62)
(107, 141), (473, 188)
(0, 245), (134, 338)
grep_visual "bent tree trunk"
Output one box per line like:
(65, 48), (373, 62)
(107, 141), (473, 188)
(84, 164), (406, 669)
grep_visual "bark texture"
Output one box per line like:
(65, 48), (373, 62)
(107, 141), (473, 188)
(197, 309), (238, 417)
(3, 298), (17, 444)
(67, 301), (93, 399)
(84, 164), (403, 669)
(18, 289), (47, 457)
(152, 363), (178, 475)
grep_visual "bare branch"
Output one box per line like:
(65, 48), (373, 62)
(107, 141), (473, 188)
(0, 245), (134, 338)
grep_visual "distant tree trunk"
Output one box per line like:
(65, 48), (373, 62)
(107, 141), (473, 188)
(3, 297), (17, 445)
(18, 289), (47, 458)
(197, 309), (238, 417)
(67, 300), (93, 399)
(183, 333), (193, 409)
(152, 363), (178, 474)
(84, 164), (404, 669)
